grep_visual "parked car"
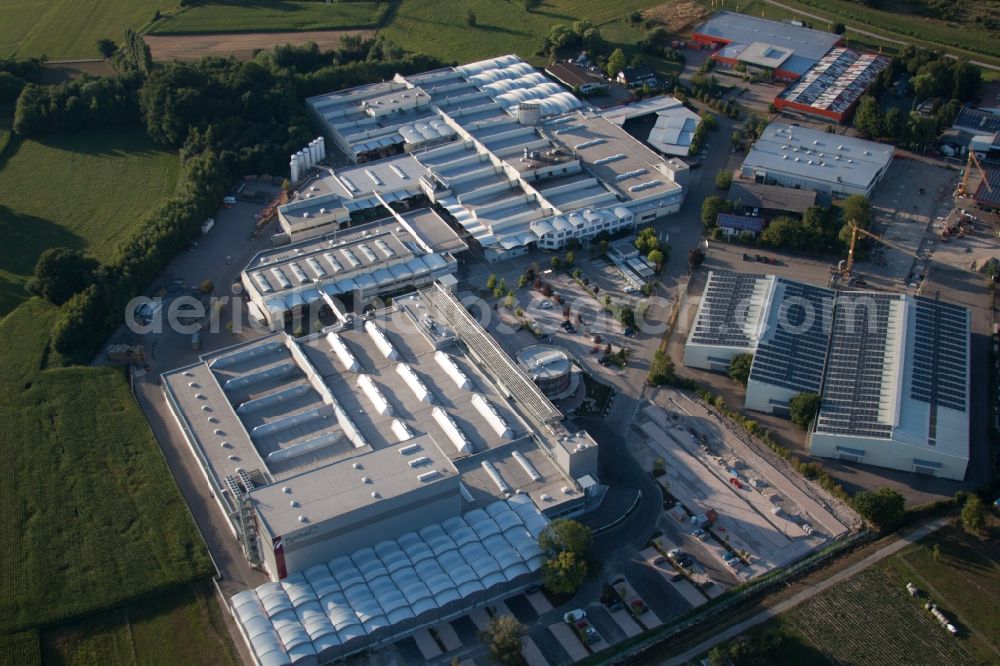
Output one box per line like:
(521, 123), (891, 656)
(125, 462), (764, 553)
(691, 528), (708, 541)
(564, 609), (586, 623)
(670, 571), (684, 582)
(742, 253), (753, 261)
(540, 301), (553, 310)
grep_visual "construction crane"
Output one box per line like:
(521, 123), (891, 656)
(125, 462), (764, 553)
(830, 221), (917, 288)
(958, 149), (992, 197)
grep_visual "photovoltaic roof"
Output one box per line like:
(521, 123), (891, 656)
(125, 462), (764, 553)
(910, 298), (969, 413)
(689, 272), (771, 348)
(749, 279), (833, 394)
(953, 106), (1000, 135)
(716, 213), (765, 233)
(815, 292), (902, 438)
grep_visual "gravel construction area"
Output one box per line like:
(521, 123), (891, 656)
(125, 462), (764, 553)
(145, 29), (373, 61)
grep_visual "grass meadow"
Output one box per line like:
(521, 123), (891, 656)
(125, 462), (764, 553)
(0, 300), (215, 635)
(0, 631), (40, 666)
(381, 0), (662, 65)
(40, 581), (239, 666)
(0, 125), (179, 316)
(0, 0), (164, 58)
(149, 0), (389, 35)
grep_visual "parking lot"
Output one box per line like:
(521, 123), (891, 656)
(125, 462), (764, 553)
(373, 570), (688, 666)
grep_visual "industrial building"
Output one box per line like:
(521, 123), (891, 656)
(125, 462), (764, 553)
(599, 95), (703, 157)
(545, 62), (610, 95)
(294, 55), (688, 262)
(692, 12), (842, 81)
(775, 48), (891, 123)
(741, 122), (893, 197)
(163, 282), (603, 661)
(516, 345), (575, 398)
(684, 271), (970, 480)
(242, 210), (467, 326)
(729, 180), (818, 217)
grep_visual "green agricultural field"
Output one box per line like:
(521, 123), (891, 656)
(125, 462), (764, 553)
(0, 300), (215, 634)
(884, 522), (1000, 664)
(0, 0), (165, 59)
(149, 0), (389, 35)
(712, 521), (1000, 664)
(0, 631), (40, 666)
(41, 581), (239, 666)
(381, 0), (662, 65)
(0, 125), (179, 316)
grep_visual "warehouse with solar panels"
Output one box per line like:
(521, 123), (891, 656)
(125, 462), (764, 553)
(163, 282), (602, 664)
(684, 272), (970, 480)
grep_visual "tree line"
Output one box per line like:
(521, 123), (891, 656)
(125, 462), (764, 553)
(10, 36), (441, 363)
(853, 46), (981, 151)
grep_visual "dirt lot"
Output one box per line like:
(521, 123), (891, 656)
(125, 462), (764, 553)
(39, 60), (114, 84)
(145, 29), (373, 62)
(642, 0), (709, 34)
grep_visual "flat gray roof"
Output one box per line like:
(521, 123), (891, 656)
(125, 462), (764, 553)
(163, 289), (582, 529)
(729, 180), (817, 214)
(738, 41), (793, 69)
(695, 11), (840, 64)
(251, 434), (456, 537)
(742, 122), (893, 191)
(400, 208), (468, 255)
(545, 112), (684, 203)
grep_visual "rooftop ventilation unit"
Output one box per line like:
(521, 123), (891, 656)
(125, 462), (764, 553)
(481, 460), (511, 495)
(417, 470), (441, 482)
(512, 450), (542, 481)
(398, 443), (421, 455)
(407, 456), (431, 467)
(432, 406), (472, 454)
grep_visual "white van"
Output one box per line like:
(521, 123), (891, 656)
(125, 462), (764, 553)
(223, 195), (237, 205)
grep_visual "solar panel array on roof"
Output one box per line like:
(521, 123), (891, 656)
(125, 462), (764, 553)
(750, 279), (833, 394)
(910, 298), (968, 412)
(974, 169), (1000, 206)
(778, 48), (891, 115)
(953, 106), (1000, 135)
(816, 293), (900, 437)
(716, 213), (765, 233)
(689, 272), (768, 347)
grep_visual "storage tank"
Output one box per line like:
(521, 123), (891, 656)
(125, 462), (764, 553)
(517, 101), (541, 126)
(290, 155), (300, 184)
(316, 136), (326, 162)
(309, 140), (320, 165)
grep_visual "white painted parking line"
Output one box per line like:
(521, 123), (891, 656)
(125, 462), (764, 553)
(412, 628), (442, 660)
(549, 622), (589, 661)
(494, 600), (515, 618)
(527, 591), (554, 614)
(469, 607), (491, 631)
(434, 620), (462, 651)
(523, 637), (549, 666)
(609, 607), (642, 637)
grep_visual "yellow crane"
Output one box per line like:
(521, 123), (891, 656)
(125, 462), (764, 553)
(959, 149), (992, 197)
(831, 221), (917, 287)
